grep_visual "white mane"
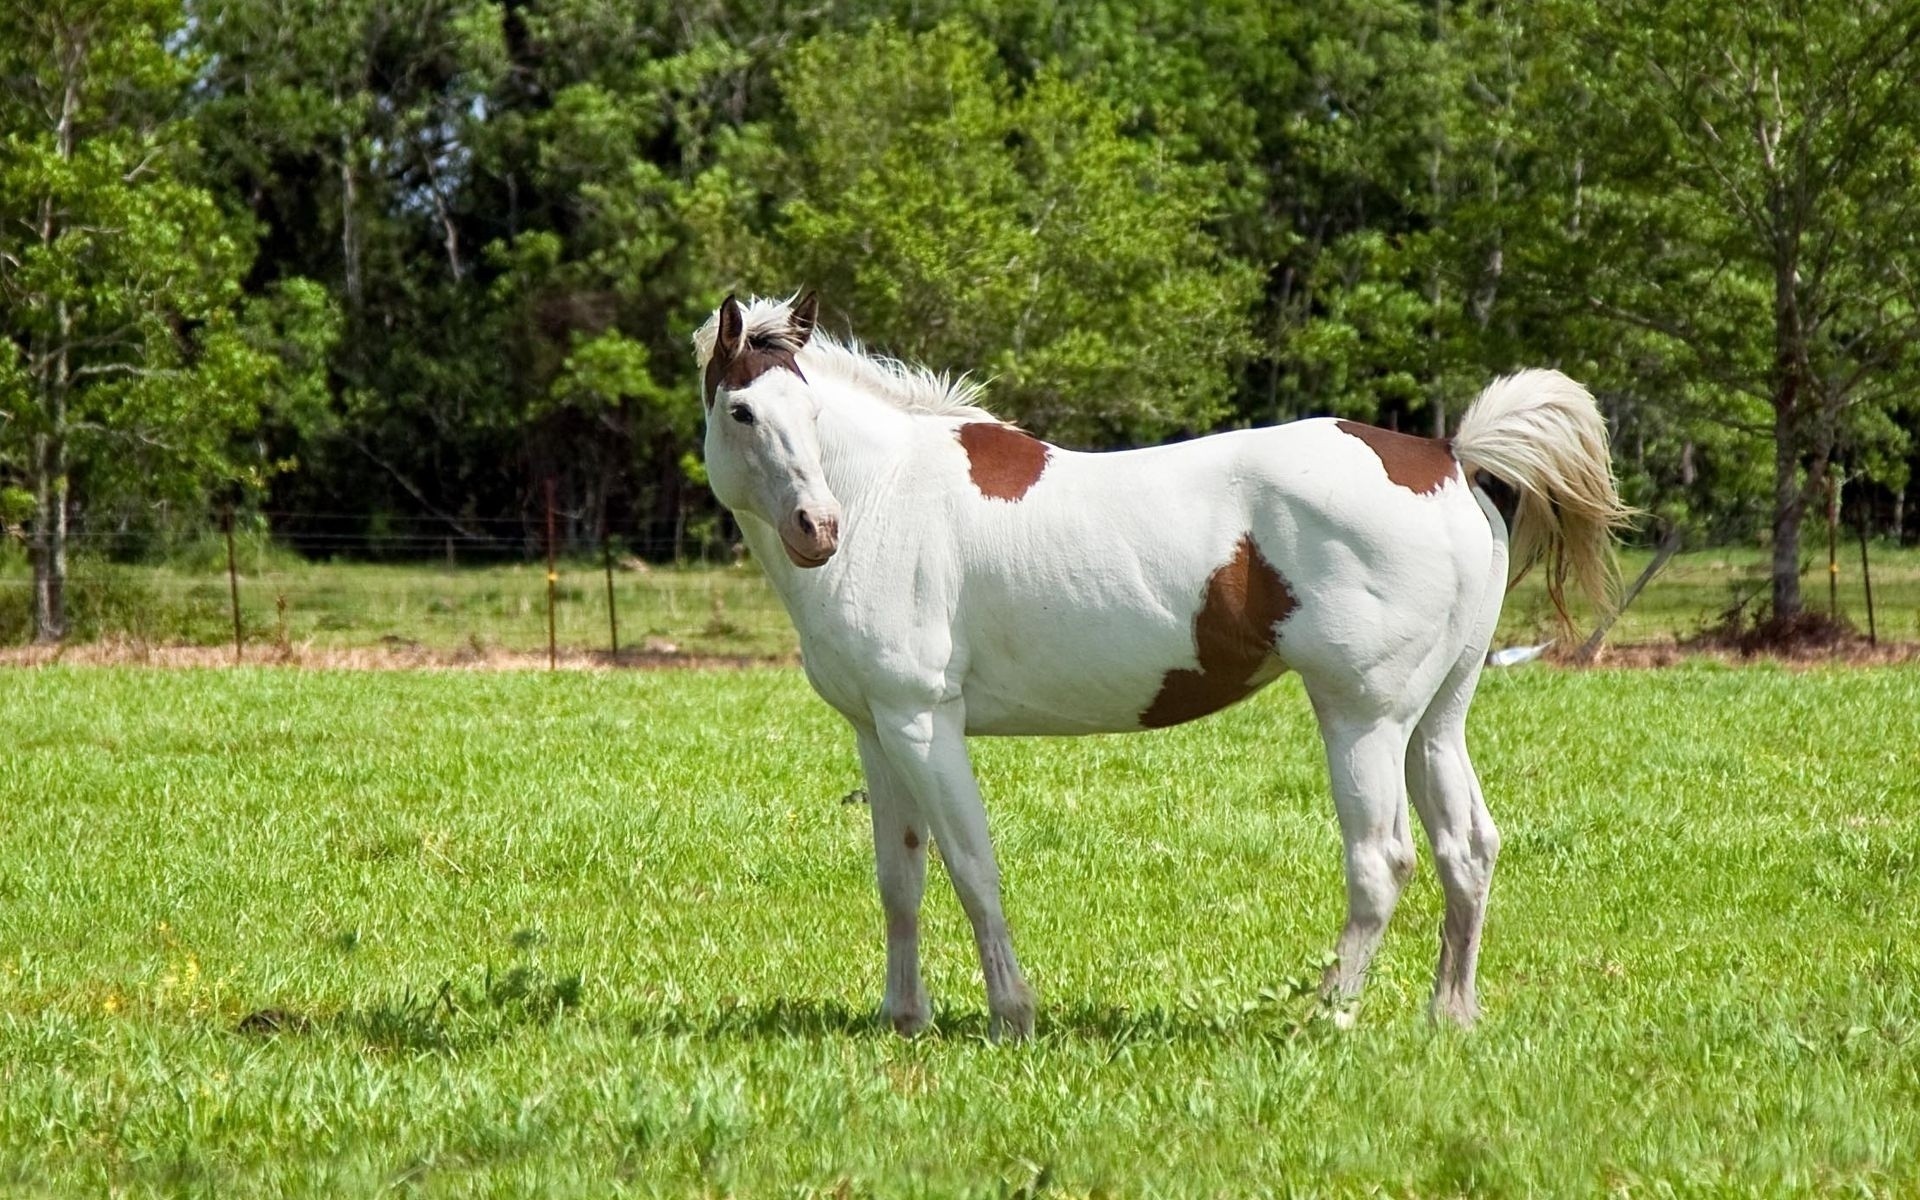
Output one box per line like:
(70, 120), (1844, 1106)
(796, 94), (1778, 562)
(694, 295), (997, 422)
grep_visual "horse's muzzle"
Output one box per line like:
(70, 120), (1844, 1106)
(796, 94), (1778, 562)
(781, 506), (840, 568)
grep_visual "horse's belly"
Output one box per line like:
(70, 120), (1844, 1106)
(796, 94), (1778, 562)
(958, 614), (1283, 737)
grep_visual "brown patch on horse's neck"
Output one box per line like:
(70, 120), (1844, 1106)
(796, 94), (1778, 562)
(1335, 420), (1457, 495)
(957, 423), (1051, 501)
(1141, 535), (1296, 728)
(705, 337), (806, 407)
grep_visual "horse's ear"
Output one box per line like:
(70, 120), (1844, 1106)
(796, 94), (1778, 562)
(790, 290), (819, 346)
(715, 294), (744, 361)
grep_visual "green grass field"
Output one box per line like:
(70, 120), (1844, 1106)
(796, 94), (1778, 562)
(2, 665), (1917, 1195)
(5, 543), (1920, 658)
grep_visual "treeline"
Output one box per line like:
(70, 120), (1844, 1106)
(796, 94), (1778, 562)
(3, 0), (1918, 639)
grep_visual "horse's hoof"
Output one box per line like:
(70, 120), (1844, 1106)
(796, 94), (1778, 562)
(1428, 998), (1480, 1029)
(988, 997), (1036, 1042)
(883, 1002), (931, 1038)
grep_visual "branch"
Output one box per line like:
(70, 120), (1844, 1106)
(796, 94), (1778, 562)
(71, 363), (179, 380)
(344, 434), (495, 543)
(1644, 57), (1773, 243)
(1585, 297), (1772, 403)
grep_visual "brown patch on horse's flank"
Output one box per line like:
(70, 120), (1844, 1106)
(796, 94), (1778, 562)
(956, 423), (1051, 501)
(1334, 420), (1457, 495)
(1142, 535), (1297, 728)
(704, 339), (806, 408)
(904, 829), (920, 851)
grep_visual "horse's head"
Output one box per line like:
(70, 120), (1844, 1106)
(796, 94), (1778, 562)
(696, 291), (841, 569)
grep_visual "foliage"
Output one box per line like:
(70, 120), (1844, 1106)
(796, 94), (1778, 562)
(5, 0), (1920, 629)
(0, 0), (336, 637)
(704, 22), (1260, 444)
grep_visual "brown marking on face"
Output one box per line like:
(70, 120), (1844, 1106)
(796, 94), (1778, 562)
(903, 829), (920, 851)
(1141, 535), (1296, 729)
(705, 338), (806, 409)
(956, 423), (1051, 501)
(1334, 420), (1457, 495)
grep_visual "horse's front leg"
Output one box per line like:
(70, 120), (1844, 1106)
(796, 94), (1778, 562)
(872, 700), (1036, 1040)
(854, 728), (930, 1036)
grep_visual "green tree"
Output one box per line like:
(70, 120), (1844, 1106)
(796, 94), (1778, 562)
(1534, 0), (1920, 617)
(0, 0), (336, 640)
(704, 22), (1260, 444)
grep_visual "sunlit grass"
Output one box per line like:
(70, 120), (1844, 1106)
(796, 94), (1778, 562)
(1, 665), (1916, 1194)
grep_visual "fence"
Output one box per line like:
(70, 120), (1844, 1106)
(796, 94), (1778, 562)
(5, 511), (1920, 663)
(0, 509), (797, 665)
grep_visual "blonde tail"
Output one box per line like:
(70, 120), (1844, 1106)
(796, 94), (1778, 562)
(1451, 369), (1636, 622)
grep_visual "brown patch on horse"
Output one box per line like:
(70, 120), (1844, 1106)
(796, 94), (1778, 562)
(956, 423), (1051, 501)
(1141, 535), (1297, 728)
(704, 338), (806, 408)
(1335, 420), (1457, 495)
(904, 829), (920, 851)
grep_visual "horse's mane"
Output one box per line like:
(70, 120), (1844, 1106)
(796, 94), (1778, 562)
(693, 295), (997, 422)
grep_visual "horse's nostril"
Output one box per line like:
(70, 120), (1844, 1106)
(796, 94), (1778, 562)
(795, 510), (816, 538)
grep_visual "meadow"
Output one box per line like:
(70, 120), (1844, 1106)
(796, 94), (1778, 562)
(1, 664), (1917, 1195)
(4, 542), (1919, 661)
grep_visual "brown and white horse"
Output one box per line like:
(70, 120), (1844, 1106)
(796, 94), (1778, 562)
(695, 293), (1629, 1038)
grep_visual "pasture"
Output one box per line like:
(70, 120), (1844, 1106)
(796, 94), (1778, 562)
(4, 543), (1920, 661)
(1, 664), (1917, 1195)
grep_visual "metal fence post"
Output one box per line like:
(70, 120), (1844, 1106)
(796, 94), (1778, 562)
(544, 478), (559, 670)
(224, 505), (243, 663)
(603, 531), (619, 660)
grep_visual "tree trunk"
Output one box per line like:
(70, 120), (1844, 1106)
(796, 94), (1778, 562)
(28, 404), (68, 643)
(29, 35), (79, 642)
(1768, 199), (1806, 621)
(1769, 392), (1802, 620)
(340, 131), (362, 307)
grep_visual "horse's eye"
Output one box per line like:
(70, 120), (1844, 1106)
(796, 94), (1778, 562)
(728, 402), (755, 426)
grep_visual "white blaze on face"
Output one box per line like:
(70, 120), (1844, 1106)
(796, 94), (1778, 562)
(698, 293), (842, 568)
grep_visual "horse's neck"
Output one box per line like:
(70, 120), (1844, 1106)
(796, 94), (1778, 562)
(814, 386), (922, 506)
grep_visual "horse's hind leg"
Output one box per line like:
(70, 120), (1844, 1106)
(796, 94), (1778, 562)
(854, 729), (931, 1035)
(1407, 654), (1501, 1026)
(1309, 701), (1419, 1018)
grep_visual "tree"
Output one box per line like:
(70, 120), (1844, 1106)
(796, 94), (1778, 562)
(701, 22), (1260, 445)
(1535, 0), (1920, 617)
(0, 0), (336, 640)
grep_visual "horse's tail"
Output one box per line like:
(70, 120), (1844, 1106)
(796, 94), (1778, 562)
(1451, 369), (1635, 622)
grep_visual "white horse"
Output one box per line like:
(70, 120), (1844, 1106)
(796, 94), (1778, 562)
(695, 292), (1629, 1038)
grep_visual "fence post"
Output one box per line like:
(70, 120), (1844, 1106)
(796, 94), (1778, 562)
(223, 505), (243, 663)
(1857, 503), (1878, 647)
(545, 478), (559, 670)
(603, 531), (619, 661)
(1826, 471), (1840, 619)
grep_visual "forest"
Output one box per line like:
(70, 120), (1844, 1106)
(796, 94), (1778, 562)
(4, 0), (1919, 641)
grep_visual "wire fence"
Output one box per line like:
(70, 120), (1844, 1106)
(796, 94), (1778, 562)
(0, 509), (798, 664)
(5, 508), (1920, 665)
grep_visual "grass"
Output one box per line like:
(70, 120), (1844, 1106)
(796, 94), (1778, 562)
(3, 541), (1920, 657)
(1, 664), (1917, 1194)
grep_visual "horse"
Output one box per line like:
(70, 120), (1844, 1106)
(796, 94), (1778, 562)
(693, 291), (1629, 1038)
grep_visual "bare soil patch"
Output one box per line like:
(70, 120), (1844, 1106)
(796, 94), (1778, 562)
(0, 637), (795, 672)
(1556, 611), (1920, 669)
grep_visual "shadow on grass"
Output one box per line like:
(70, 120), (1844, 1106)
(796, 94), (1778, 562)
(243, 967), (1342, 1053)
(618, 989), (1344, 1047)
